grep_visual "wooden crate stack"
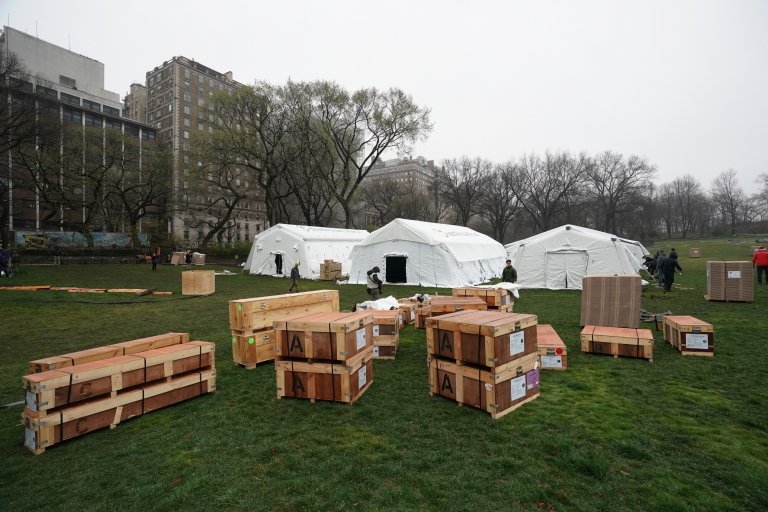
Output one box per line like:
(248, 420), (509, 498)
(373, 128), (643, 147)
(580, 326), (654, 362)
(452, 286), (515, 312)
(319, 260), (342, 280)
(580, 275), (642, 328)
(426, 310), (540, 419)
(536, 324), (568, 370)
(415, 296), (488, 329)
(228, 290), (339, 369)
(396, 299), (420, 325)
(663, 315), (714, 357)
(22, 332), (216, 454)
(181, 270), (215, 296)
(371, 309), (403, 359)
(706, 261), (753, 302)
(273, 311), (374, 403)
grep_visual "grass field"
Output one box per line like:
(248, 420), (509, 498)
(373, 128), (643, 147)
(1, 237), (767, 511)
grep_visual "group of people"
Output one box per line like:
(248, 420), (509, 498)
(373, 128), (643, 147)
(643, 248), (683, 292)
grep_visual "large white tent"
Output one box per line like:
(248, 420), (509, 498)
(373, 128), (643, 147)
(347, 218), (507, 288)
(243, 224), (369, 279)
(504, 225), (650, 290)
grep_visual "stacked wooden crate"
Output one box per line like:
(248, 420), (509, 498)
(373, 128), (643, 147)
(580, 275), (642, 328)
(22, 333), (216, 454)
(663, 315), (714, 357)
(273, 311), (374, 403)
(397, 301), (418, 325)
(452, 286), (515, 312)
(228, 290), (339, 369)
(182, 270), (215, 295)
(536, 324), (568, 370)
(426, 311), (540, 419)
(371, 309), (403, 359)
(706, 261), (753, 302)
(580, 326), (654, 362)
(319, 260), (342, 280)
(415, 296), (488, 328)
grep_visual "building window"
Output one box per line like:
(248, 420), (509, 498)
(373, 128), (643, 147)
(103, 105), (120, 116)
(184, 93), (191, 102)
(197, 98), (204, 107)
(184, 105), (190, 114)
(63, 108), (82, 125)
(184, 131), (190, 139)
(184, 118), (190, 127)
(105, 118), (121, 130)
(60, 92), (80, 106)
(82, 99), (101, 111)
(184, 69), (190, 78)
(84, 113), (102, 127)
(198, 123), (204, 131)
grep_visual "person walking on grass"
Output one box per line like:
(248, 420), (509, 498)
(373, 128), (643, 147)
(660, 251), (682, 292)
(366, 266), (383, 300)
(501, 259), (517, 283)
(753, 246), (768, 286)
(288, 262), (301, 293)
(151, 247), (160, 272)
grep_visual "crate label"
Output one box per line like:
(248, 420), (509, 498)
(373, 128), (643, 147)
(510, 375), (526, 401)
(26, 390), (38, 411)
(358, 366), (367, 388)
(541, 355), (563, 368)
(373, 346), (380, 357)
(685, 333), (709, 350)
(727, 271), (741, 279)
(25, 428), (36, 450)
(509, 331), (525, 355)
(373, 325), (380, 336)
(502, 294), (511, 305)
(526, 369), (540, 389)
(356, 329), (366, 350)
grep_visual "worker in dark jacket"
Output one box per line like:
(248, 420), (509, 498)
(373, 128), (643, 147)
(288, 262), (300, 293)
(501, 259), (517, 283)
(366, 266), (383, 300)
(660, 252), (682, 292)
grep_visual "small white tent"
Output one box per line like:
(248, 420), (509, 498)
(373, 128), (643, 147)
(504, 225), (650, 290)
(243, 224), (369, 279)
(347, 218), (507, 288)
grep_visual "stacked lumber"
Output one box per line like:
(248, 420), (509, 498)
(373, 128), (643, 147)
(182, 270), (215, 296)
(228, 290), (339, 369)
(0, 286), (172, 295)
(663, 315), (714, 357)
(536, 324), (567, 370)
(319, 260), (342, 281)
(452, 286), (515, 312)
(580, 275), (642, 328)
(426, 310), (540, 419)
(706, 261), (753, 302)
(370, 309), (403, 359)
(580, 326), (654, 362)
(273, 311), (374, 403)
(22, 333), (215, 454)
(415, 296), (487, 329)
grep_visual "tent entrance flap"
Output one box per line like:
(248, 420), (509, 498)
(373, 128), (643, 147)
(385, 256), (407, 283)
(545, 250), (588, 289)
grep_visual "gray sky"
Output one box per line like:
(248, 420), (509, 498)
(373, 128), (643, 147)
(4, 0), (767, 190)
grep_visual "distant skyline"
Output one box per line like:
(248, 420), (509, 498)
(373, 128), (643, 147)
(4, 0), (767, 190)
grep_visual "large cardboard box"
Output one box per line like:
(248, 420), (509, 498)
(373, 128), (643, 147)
(706, 261), (753, 302)
(580, 275), (642, 328)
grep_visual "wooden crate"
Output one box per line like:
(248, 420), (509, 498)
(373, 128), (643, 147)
(580, 325), (654, 362)
(229, 290), (339, 332)
(182, 270), (215, 296)
(231, 329), (276, 368)
(415, 296), (488, 328)
(428, 352), (540, 419)
(275, 347), (373, 403)
(23, 341), (214, 412)
(23, 369), (216, 455)
(451, 286), (515, 308)
(27, 332), (190, 374)
(662, 315), (714, 357)
(689, 248), (701, 258)
(371, 309), (402, 359)
(273, 311), (373, 362)
(426, 310), (538, 368)
(536, 324), (567, 370)
(397, 302), (418, 325)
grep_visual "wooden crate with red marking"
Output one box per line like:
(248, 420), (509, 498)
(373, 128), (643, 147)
(273, 311), (373, 362)
(580, 325), (654, 362)
(662, 315), (714, 357)
(536, 324), (567, 370)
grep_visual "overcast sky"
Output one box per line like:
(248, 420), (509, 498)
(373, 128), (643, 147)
(4, 0), (767, 190)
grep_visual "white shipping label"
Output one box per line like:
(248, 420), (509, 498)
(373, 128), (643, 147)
(503, 294), (511, 305)
(727, 271), (741, 279)
(685, 333), (709, 350)
(541, 355), (563, 368)
(510, 375), (526, 401)
(25, 428), (36, 450)
(509, 331), (525, 355)
(356, 329), (366, 350)
(373, 325), (380, 336)
(26, 390), (38, 410)
(358, 366), (367, 388)
(373, 346), (380, 358)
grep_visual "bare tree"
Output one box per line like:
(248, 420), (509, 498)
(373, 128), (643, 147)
(476, 162), (521, 242)
(710, 169), (744, 236)
(666, 175), (705, 238)
(437, 156), (491, 226)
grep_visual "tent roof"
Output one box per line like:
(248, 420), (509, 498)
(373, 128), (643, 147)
(255, 223), (369, 243)
(505, 224), (646, 252)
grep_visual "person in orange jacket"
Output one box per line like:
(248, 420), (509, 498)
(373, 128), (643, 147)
(753, 246), (768, 286)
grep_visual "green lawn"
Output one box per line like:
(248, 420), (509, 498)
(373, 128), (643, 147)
(1, 238), (767, 511)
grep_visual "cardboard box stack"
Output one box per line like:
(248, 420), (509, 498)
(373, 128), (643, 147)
(228, 290), (339, 369)
(706, 261), (753, 302)
(426, 310), (540, 419)
(580, 275), (642, 328)
(273, 311), (374, 403)
(319, 260), (342, 281)
(22, 333), (216, 454)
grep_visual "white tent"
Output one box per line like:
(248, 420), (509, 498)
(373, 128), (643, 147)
(347, 218), (507, 288)
(243, 224), (369, 279)
(504, 224), (650, 290)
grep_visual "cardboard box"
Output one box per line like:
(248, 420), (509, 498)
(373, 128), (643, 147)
(580, 275), (642, 328)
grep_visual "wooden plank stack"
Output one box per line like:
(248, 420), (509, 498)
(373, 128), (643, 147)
(415, 296), (488, 329)
(580, 275), (642, 328)
(228, 290), (339, 369)
(536, 324), (567, 370)
(426, 311), (540, 419)
(319, 260), (343, 281)
(181, 270), (215, 296)
(452, 286), (515, 312)
(22, 333), (216, 454)
(273, 311), (374, 403)
(706, 261), (753, 302)
(580, 326), (654, 362)
(663, 315), (714, 357)
(370, 309), (403, 359)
